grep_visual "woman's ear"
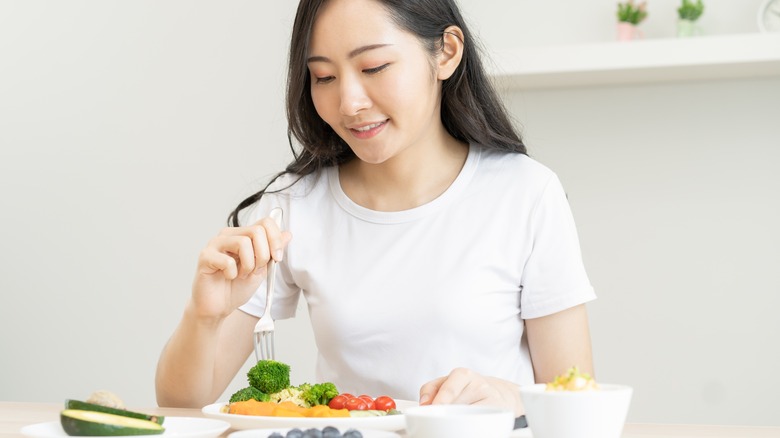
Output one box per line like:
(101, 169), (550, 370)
(437, 25), (464, 81)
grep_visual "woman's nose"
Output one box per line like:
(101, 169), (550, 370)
(338, 78), (371, 116)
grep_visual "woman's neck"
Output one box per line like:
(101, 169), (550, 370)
(339, 134), (469, 212)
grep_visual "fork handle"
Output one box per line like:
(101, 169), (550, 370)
(264, 207), (283, 316)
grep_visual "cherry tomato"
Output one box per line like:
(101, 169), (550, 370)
(374, 396), (396, 411)
(358, 395), (375, 410)
(345, 397), (369, 411)
(339, 393), (354, 399)
(328, 394), (350, 410)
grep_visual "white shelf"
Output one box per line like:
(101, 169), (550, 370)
(488, 33), (780, 90)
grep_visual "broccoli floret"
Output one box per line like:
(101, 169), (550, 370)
(247, 360), (291, 394)
(301, 382), (339, 407)
(229, 386), (270, 403)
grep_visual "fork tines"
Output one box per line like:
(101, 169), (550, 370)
(254, 331), (275, 361)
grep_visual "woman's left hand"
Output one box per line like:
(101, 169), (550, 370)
(418, 368), (524, 416)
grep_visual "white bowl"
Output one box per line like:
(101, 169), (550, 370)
(519, 383), (632, 438)
(403, 404), (515, 438)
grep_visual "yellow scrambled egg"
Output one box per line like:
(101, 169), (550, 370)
(546, 366), (598, 391)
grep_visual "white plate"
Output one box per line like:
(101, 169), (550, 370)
(228, 428), (401, 438)
(20, 416), (230, 438)
(227, 425), (530, 437)
(202, 400), (417, 431)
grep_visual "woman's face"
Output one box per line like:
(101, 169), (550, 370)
(307, 0), (443, 166)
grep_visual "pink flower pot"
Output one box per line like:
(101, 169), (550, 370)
(616, 22), (643, 41)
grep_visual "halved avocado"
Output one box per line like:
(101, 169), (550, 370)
(65, 400), (164, 425)
(60, 409), (164, 436)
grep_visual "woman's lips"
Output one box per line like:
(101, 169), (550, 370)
(349, 120), (388, 139)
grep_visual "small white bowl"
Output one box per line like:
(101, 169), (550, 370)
(519, 383), (633, 438)
(404, 404), (515, 438)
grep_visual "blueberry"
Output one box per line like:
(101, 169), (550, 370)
(302, 428), (323, 438)
(343, 430), (363, 438)
(322, 426), (341, 438)
(285, 429), (304, 438)
(267, 433), (283, 438)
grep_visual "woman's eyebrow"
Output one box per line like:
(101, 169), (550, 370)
(307, 43), (392, 64)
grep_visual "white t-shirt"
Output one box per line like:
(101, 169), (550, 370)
(239, 144), (595, 400)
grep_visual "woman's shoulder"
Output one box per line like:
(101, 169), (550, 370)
(476, 146), (556, 184)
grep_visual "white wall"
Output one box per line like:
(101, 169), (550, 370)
(1, 0), (778, 428)
(0, 0), (309, 407)
(508, 78), (780, 426)
(459, 0), (780, 427)
(462, 0), (765, 48)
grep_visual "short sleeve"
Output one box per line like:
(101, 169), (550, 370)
(519, 174), (596, 319)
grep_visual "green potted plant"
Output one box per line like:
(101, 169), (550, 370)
(677, 0), (704, 37)
(616, 0), (648, 41)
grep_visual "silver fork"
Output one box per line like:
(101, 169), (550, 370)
(253, 207), (283, 362)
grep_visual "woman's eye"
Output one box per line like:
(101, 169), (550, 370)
(363, 64), (389, 75)
(314, 76), (335, 84)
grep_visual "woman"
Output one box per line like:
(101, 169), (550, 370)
(156, 0), (596, 416)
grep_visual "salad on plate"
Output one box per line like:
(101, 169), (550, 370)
(202, 360), (414, 431)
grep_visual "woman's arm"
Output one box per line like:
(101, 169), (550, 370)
(418, 303), (594, 416)
(525, 303), (594, 383)
(155, 307), (256, 407)
(155, 216), (291, 407)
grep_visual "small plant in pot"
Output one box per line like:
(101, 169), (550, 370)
(677, 0), (704, 37)
(616, 0), (648, 41)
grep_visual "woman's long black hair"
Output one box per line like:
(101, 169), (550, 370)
(228, 0), (525, 226)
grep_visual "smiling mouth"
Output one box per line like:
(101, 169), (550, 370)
(351, 120), (388, 132)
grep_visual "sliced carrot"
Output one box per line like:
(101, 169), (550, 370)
(328, 408), (351, 418)
(273, 407), (306, 417)
(228, 400), (276, 416)
(275, 401), (307, 413)
(229, 399), (349, 418)
(305, 405), (331, 417)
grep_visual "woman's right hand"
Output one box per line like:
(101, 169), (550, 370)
(190, 215), (292, 322)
